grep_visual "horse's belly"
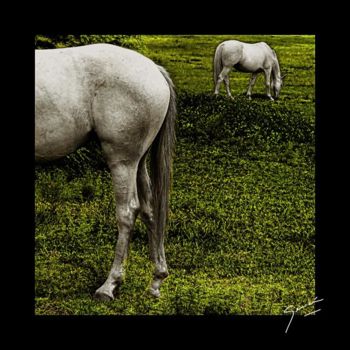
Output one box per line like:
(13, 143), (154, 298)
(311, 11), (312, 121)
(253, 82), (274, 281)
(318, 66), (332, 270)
(35, 117), (91, 161)
(234, 63), (252, 73)
(234, 62), (262, 73)
(35, 90), (92, 161)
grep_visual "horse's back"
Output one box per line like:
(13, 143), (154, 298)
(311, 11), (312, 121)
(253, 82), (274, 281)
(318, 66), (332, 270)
(35, 44), (169, 114)
(35, 44), (170, 161)
(242, 42), (274, 62)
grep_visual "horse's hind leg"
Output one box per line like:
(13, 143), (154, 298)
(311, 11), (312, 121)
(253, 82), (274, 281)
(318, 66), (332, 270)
(215, 67), (233, 98)
(137, 157), (168, 297)
(223, 75), (233, 99)
(247, 73), (258, 100)
(94, 156), (140, 301)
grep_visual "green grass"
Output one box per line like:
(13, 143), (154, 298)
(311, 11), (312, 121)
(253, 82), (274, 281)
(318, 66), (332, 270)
(35, 35), (315, 315)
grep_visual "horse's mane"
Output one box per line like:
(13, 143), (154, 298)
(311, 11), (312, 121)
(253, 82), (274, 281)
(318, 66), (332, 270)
(271, 50), (281, 84)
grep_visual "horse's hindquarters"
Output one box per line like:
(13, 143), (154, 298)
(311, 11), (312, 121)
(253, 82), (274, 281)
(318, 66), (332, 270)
(35, 44), (175, 300)
(90, 55), (170, 163)
(36, 45), (170, 163)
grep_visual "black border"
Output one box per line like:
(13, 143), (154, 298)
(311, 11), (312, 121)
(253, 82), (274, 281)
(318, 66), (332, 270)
(14, 16), (335, 341)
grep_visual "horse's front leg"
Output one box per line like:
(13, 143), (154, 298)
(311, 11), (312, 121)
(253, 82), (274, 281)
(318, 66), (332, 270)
(247, 73), (258, 100)
(263, 68), (274, 101)
(94, 158), (140, 301)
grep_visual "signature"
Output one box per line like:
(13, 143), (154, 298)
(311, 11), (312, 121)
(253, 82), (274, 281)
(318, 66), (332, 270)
(284, 296), (324, 334)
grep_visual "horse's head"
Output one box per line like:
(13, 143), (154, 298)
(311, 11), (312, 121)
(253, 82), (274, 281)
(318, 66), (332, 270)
(272, 74), (287, 99)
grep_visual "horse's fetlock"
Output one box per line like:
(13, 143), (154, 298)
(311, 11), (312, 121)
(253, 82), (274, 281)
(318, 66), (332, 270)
(155, 268), (169, 279)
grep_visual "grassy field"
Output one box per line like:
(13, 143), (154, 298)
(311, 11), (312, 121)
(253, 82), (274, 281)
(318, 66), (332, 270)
(35, 35), (315, 315)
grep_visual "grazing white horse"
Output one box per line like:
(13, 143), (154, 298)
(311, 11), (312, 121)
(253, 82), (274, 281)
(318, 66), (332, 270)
(35, 44), (176, 300)
(213, 40), (285, 100)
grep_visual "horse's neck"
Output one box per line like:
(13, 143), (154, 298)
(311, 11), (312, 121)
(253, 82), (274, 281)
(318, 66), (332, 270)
(272, 58), (281, 81)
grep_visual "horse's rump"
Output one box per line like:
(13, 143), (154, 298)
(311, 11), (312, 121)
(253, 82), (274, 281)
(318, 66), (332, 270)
(35, 44), (170, 161)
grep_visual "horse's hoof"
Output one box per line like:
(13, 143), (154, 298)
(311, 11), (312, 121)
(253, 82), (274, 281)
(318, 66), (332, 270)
(94, 289), (114, 301)
(149, 288), (161, 298)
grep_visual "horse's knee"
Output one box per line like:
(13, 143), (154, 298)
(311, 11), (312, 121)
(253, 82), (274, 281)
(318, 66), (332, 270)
(118, 202), (140, 220)
(116, 198), (140, 228)
(130, 196), (140, 213)
(218, 76), (224, 83)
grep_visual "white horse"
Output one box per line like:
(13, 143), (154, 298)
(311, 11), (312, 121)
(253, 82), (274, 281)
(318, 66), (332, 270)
(213, 40), (285, 100)
(35, 44), (176, 300)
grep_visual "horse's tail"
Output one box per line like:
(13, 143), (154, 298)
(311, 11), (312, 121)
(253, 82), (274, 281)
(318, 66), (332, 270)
(213, 43), (224, 88)
(149, 65), (176, 245)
